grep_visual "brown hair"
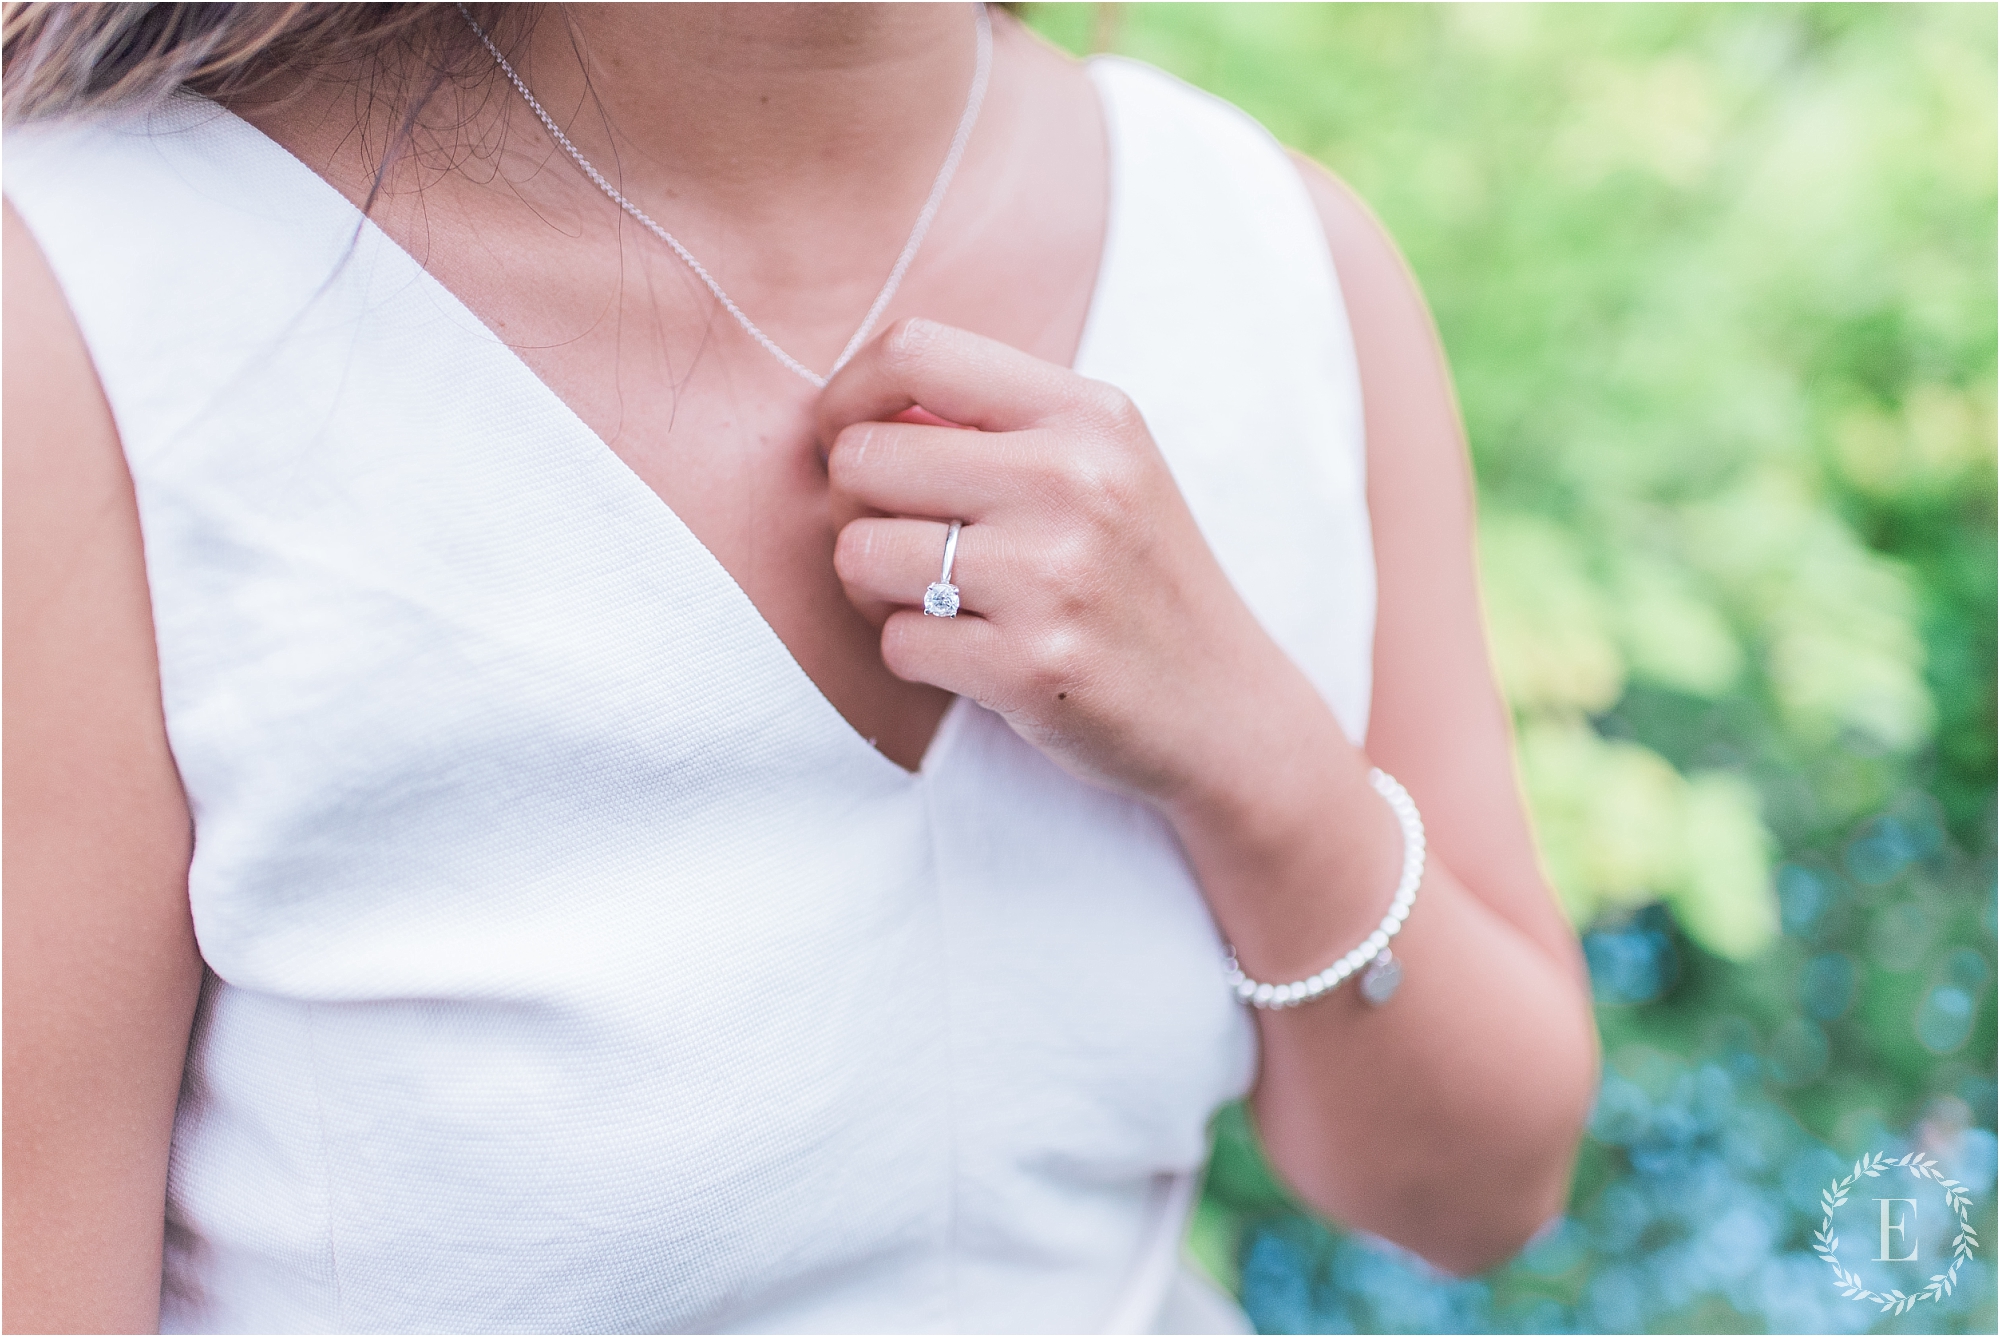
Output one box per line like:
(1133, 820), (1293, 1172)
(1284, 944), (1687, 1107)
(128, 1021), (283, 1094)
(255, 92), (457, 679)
(1, 2), (502, 124)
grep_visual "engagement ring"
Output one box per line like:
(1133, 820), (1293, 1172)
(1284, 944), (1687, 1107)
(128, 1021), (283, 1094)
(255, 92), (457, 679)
(924, 519), (963, 617)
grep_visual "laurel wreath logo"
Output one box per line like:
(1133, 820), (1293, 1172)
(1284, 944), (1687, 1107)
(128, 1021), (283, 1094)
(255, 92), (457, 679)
(1813, 1151), (1980, 1316)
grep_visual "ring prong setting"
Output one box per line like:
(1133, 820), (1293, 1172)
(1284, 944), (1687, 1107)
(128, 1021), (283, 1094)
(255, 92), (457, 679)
(924, 581), (961, 618)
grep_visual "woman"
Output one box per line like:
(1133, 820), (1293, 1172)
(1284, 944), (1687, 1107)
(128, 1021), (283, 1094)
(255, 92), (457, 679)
(3, 3), (1597, 1331)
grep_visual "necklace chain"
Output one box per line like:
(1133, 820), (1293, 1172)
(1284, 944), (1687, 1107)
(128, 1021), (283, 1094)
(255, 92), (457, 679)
(460, 3), (993, 390)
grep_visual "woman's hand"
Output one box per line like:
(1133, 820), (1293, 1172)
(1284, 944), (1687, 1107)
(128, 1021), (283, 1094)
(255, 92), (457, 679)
(820, 301), (1597, 1279)
(819, 317), (1321, 813)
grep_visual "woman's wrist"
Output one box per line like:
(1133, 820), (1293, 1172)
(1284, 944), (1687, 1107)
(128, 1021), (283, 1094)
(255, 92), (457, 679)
(1160, 662), (1408, 983)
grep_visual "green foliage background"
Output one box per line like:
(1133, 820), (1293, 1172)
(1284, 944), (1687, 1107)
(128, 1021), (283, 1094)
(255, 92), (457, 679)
(1022, 4), (1996, 1332)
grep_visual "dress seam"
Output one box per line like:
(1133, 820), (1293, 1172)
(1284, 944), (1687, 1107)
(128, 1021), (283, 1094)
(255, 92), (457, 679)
(303, 1003), (345, 1328)
(920, 778), (963, 1333)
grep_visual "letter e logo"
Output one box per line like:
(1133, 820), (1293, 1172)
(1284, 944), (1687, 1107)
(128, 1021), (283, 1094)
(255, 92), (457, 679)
(1876, 1198), (1919, 1262)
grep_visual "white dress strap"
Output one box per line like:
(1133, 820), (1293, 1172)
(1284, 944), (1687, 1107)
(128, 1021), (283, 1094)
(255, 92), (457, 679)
(1079, 55), (1373, 748)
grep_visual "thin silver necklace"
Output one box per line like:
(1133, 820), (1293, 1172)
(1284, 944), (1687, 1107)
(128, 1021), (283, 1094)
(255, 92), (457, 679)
(461, 3), (993, 390)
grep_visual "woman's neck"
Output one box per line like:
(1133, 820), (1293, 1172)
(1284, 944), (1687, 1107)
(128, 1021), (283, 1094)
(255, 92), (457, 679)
(237, 0), (1099, 380)
(497, 3), (984, 233)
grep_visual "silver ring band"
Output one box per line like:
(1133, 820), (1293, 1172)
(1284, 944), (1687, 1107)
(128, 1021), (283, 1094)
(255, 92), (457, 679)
(940, 519), (961, 585)
(924, 520), (963, 618)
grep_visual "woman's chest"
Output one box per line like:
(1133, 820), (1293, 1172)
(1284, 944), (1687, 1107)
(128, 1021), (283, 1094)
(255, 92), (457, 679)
(335, 136), (1106, 770)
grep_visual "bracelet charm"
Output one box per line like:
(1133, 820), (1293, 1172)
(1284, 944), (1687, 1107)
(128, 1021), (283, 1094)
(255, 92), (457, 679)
(1358, 949), (1404, 1006)
(1225, 767), (1424, 1011)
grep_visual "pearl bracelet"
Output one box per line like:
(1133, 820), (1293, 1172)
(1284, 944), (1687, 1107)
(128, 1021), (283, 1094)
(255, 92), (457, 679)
(1225, 767), (1425, 1011)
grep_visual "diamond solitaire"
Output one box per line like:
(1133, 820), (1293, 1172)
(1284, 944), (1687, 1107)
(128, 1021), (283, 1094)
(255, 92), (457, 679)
(924, 582), (961, 618)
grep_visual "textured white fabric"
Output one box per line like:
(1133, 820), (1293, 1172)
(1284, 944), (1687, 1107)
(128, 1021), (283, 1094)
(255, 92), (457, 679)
(4, 55), (1371, 1334)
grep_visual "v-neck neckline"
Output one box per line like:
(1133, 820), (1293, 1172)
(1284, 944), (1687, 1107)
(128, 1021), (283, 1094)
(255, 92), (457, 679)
(194, 61), (1121, 784)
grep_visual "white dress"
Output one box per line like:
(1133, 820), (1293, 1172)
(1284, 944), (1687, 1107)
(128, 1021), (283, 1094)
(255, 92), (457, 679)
(4, 55), (1373, 1334)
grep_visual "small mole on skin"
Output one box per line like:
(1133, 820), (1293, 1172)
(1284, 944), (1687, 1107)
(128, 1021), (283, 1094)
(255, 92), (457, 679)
(1058, 692), (1067, 700)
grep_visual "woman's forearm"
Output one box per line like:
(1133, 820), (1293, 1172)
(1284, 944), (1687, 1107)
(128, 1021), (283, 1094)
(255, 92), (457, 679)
(1167, 676), (1598, 1275)
(1254, 868), (1596, 1273)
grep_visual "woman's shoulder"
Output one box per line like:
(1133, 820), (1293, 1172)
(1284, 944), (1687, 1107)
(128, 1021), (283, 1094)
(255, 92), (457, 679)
(1084, 54), (1285, 153)
(1084, 53), (1325, 227)
(1284, 147), (1469, 503)
(1071, 46), (1435, 351)
(4, 93), (235, 197)
(6, 97), (286, 346)
(7, 92), (417, 473)
(1088, 50), (1456, 466)
(5, 93), (313, 252)
(1086, 51), (1439, 374)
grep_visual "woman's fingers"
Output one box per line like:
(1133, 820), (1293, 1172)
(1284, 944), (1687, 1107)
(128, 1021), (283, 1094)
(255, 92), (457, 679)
(834, 516), (1003, 616)
(821, 318), (1154, 533)
(816, 317), (1120, 445)
(877, 605), (1011, 707)
(826, 420), (1013, 523)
